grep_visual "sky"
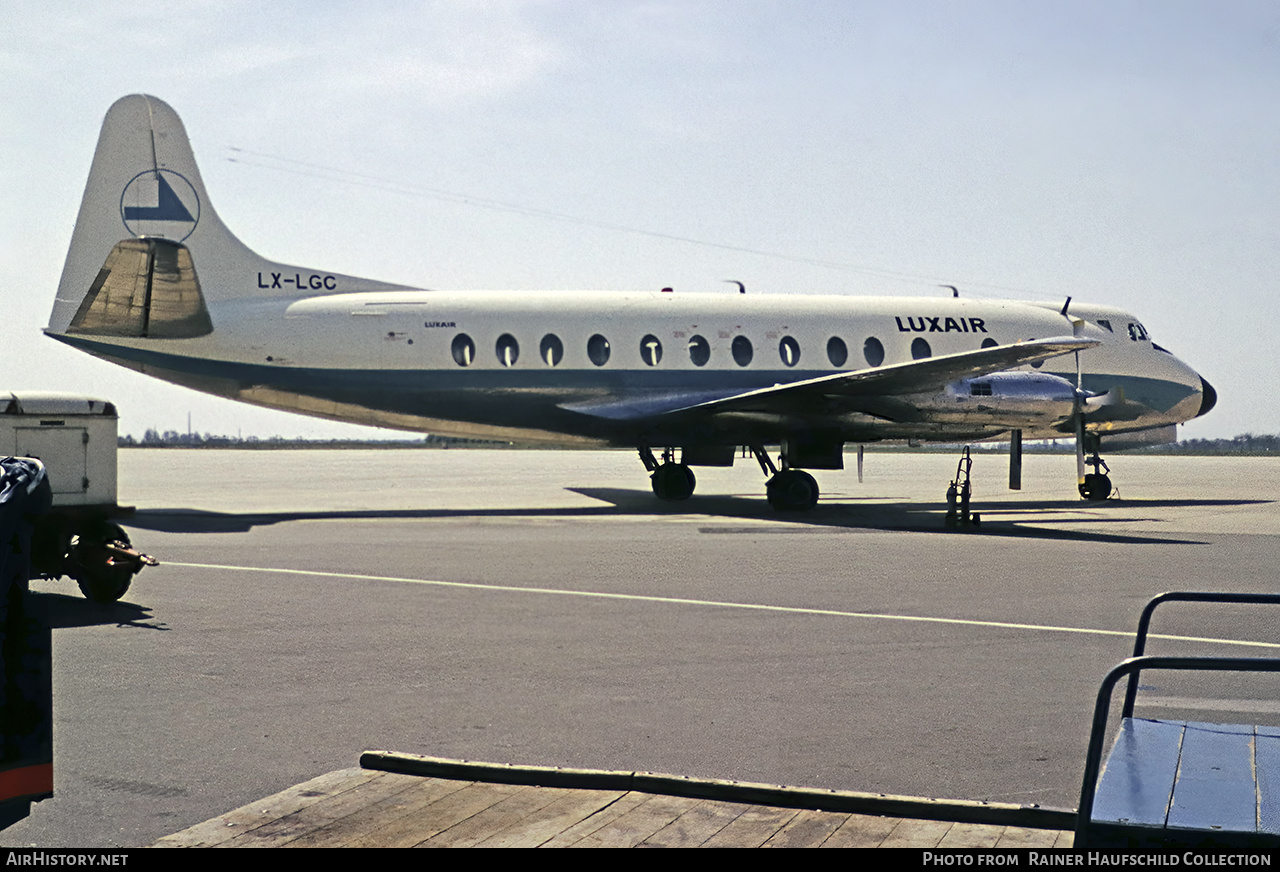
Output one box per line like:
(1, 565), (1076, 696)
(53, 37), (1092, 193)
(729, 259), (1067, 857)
(2, 0), (1277, 441)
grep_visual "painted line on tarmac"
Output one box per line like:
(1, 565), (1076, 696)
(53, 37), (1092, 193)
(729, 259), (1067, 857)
(167, 561), (1280, 651)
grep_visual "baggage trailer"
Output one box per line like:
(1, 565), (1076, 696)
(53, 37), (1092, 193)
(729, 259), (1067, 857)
(2, 392), (155, 602)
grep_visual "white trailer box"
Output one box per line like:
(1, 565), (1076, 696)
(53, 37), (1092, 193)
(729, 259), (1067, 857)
(1, 392), (118, 511)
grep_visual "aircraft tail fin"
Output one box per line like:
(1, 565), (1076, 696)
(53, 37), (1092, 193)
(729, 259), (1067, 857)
(49, 95), (405, 336)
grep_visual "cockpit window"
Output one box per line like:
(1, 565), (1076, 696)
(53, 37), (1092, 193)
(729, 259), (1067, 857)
(1096, 319), (1113, 333)
(1127, 322), (1149, 342)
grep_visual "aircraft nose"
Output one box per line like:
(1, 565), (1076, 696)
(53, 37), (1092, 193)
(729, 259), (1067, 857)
(1196, 376), (1217, 418)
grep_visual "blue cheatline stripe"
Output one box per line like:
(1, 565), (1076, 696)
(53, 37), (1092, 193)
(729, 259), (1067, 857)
(165, 561), (1280, 650)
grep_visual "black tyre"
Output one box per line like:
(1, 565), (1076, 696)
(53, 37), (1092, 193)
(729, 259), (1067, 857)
(651, 463), (695, 501)
(767, 470), (819, 511)
(71, 521), (134, 603)
(1078, 473), (1113, 501)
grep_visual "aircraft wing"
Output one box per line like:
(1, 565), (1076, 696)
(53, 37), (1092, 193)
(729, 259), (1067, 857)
(559, 335), (1099, 421)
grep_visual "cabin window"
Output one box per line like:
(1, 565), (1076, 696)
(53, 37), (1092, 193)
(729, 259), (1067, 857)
(827, 336), (847, 367)
(451, 333), (475, 367)
(981, 337), (998, 349)
(778, 336), (800, 367)
(688, 335), (710, 367)
(587, 333), (611, 366)
(970, 382), (992, 396)
(540, 334), (563, 366)
(496, 334), (520, 367)
(640, 334), (663, 366)
(911, 337), (931, 360)
(731, 335), (753, 366)
(863, 337), (885, 367)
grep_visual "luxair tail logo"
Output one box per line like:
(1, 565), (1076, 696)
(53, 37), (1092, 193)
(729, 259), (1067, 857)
(120, 169), (200, 242)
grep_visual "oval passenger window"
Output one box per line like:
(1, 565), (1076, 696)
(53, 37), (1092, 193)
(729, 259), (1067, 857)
(496, 334), (519, 367)
(827, 336), (848, 367)
(688, 335), (710, 367)
(451, 334), (475, 367)
(587, 333), (611, 366)
(863, 337), (885, 367)
(640, 334), (663, 366)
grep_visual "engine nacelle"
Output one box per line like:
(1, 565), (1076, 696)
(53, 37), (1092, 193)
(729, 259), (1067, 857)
(911, 372), (1078, 426)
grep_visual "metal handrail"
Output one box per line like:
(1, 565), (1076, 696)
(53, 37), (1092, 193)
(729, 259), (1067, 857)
(1075, 655), (1280, 851)
(1122, 591), (1280, 717)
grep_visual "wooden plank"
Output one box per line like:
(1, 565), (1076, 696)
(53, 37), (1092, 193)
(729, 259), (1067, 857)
(1093, 718), (1183, 827)
(821, 813), (901, 848)
(221, 770), (431, 847)
(879, 817), (954, 848)
(638, 800), (755, 848)
(473, 788), (628, 847)
(416, 784), (576, 848)
(994, 825), (1070, 849)
(1167, 722), (1256, 833)
(937, 821), (1005, 849)
(699, 804), (800, 848)
(303, 778), (494, 848)
(153, 767), (383, 847)
(537, 790), (652, 847)
(1253, 725), (1280, 836)
(569, 793), (703, 848)
(761, 809), (848, 848)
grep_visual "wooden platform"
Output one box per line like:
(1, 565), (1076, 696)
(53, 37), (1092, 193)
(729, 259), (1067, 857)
(153, 766), (1074, 848)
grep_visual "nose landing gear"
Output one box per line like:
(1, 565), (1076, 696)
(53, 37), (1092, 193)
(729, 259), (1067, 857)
(1079, 453), (1113, 501)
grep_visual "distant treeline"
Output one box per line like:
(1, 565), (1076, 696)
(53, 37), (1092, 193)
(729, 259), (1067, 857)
(119, 429), (511, 449)
(1132, 433), (1280, 456)
(119, 430), (1280, 455)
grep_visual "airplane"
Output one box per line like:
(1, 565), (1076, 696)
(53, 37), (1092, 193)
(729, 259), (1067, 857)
(46, 95), (1216, 512)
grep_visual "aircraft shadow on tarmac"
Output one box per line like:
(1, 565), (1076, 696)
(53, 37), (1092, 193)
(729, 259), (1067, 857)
(117, 491), (1269, 545)
(26, 590), (168, 631)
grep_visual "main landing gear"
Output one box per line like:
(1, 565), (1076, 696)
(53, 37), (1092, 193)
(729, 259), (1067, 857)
(638, 445), (820, 511)
(751, 446), (819, 511)
(640, 447), (696, 501)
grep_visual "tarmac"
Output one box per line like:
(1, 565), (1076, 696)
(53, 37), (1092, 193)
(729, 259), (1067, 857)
(7, 449), (1280, 848)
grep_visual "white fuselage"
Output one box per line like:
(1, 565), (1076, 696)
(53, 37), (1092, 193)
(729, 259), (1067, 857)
(55, 288), (1209, 448)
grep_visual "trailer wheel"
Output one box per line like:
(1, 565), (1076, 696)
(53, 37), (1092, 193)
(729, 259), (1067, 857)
(72, 522), (134, 603)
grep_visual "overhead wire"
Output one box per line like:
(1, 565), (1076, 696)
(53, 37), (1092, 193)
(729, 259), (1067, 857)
(224, 145), (1053, 299)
